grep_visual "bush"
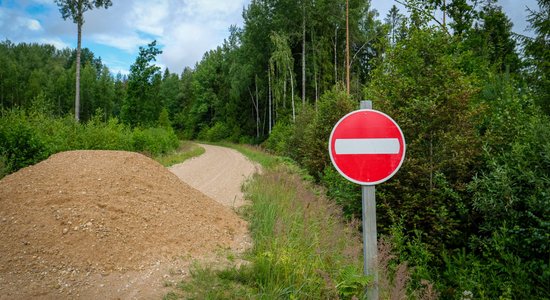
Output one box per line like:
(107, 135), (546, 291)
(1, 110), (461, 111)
(263, 121), (292, 155)
(131, 127), (179, 156)
(301, 86), (355, 178)
(0, 109), (180, 177)
(0, 110), (48, 173)
(78, 116), (133, 150)
(0, 154), (10, 178)
(206, 122), (231, 141)
(321, 166), (361, 219)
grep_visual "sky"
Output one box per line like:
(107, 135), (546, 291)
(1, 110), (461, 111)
(0, 0), (539, 76)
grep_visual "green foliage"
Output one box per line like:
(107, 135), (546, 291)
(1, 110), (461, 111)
(302, 87), (356, 178)
(0, 109), (179, 177)
(158, 107), (171, 129)
(336, 266), (371, 298)
(55, 0), (112, 24)
(0, 40), (119, 122)
(77, 112), (133, 150)
(280, 86), (355, 179)
(321, 166), (361, 218)
(463, 114), (550, 299)
(523, 0), (550, 114)
(0, 154), (8, 179)
(131, 127), (179, 156)
(365, 27), (481, 251)
(474, 2), (521, 74)
(263, 121), (292, 155)
(0, 110), (48, 173)
(122, 40), (163, 127)
(197, 122), (232, 142)
(154, 141), (205, 167)
(441, 226), (546, 299)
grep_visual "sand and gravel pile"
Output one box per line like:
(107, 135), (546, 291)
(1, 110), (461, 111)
(0, 150), (248, 297)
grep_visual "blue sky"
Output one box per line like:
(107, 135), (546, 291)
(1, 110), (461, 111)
(0, 0), (538, 76)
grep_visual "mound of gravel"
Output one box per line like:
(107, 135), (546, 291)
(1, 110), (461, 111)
(0, 150), (247, 296)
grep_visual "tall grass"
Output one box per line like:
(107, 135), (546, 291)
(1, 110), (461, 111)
(242, 168), (366, 298)
(170, 145), (438, 299)
(155, 141), (205, 167)
(173, 157), (369, 299)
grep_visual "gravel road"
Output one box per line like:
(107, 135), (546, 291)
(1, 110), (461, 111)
(169, 144), (260, 209)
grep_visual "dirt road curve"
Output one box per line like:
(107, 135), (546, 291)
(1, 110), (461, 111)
(169, 144), (260, 209)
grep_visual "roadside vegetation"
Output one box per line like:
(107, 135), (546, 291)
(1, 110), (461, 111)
(154, 141), (205, 167)
(0, 108), (179, 178)
(167, 146), (436, 299)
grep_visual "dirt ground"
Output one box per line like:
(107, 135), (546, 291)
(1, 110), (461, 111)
(0, 148), (259, 299)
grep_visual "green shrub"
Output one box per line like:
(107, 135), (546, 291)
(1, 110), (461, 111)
(206, 122), (231, 141)
(0, 110), (48, 173)
(301, 87), (355, 178)
(0, 109), (180, 176)
(78, 115), (133, 150)
(321, 166), (361, 219)
(0, 154), (10, 178)
(196, 125), (210, 141)
(132, 127), (179, 156)
(263, 121), (292, 155)
(158, 107), (172, 129)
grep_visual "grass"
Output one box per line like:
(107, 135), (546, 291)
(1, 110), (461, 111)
(168, 144), (369, 299)
(154, 141), (205, 167)
(164, 143), (436, 299)
(218, 142), (279, 169)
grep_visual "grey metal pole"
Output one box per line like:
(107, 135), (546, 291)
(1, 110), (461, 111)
(360, 100), (378, 300)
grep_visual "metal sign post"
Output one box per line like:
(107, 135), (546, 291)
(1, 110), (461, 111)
(361, 100), (378, 300)
(328, 100), (405, 300)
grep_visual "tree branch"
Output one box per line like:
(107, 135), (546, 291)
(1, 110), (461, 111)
(395, 0), (451, 36)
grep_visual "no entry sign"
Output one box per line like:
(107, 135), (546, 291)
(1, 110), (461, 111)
(328, 109), (406, 185)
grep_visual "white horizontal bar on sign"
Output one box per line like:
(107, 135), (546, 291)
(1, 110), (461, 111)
(335, 138), (400, 155)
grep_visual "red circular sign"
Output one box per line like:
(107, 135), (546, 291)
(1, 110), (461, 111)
(328, 109), (406, 185)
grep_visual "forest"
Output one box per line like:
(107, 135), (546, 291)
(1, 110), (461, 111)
(0, 0), (548, 298)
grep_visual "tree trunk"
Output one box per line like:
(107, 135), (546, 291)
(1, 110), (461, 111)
(430, 131), (434, 192)
(255, 75), (260, 138)
(345, 0), (350, 95)
(268, 66), (272, 133)
(334, 26), (338, 83)
(248, 82), (260, 138)
(311, 27), (319, 110)
(302, 1), (306, 106)
(75, 20), (82, 121)
(289, 66), (295, 122)
(442, 0), (446, 28)
(283, 77), (287, 108)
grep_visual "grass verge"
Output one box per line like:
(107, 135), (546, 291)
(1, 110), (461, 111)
(154, 141), (205, 167)
(167, 145), (370, 299)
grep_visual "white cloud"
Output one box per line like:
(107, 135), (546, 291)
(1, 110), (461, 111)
(92, 33), (149, 53)
(0, 0), (245, 73)
(26, 18), (41, 31)
(154, 0), (247, 72)
(160, 22), (214, 70)
(129, 0), (168, 36)
(38, 37), (70, 49)
(30, 0), (54, 4)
